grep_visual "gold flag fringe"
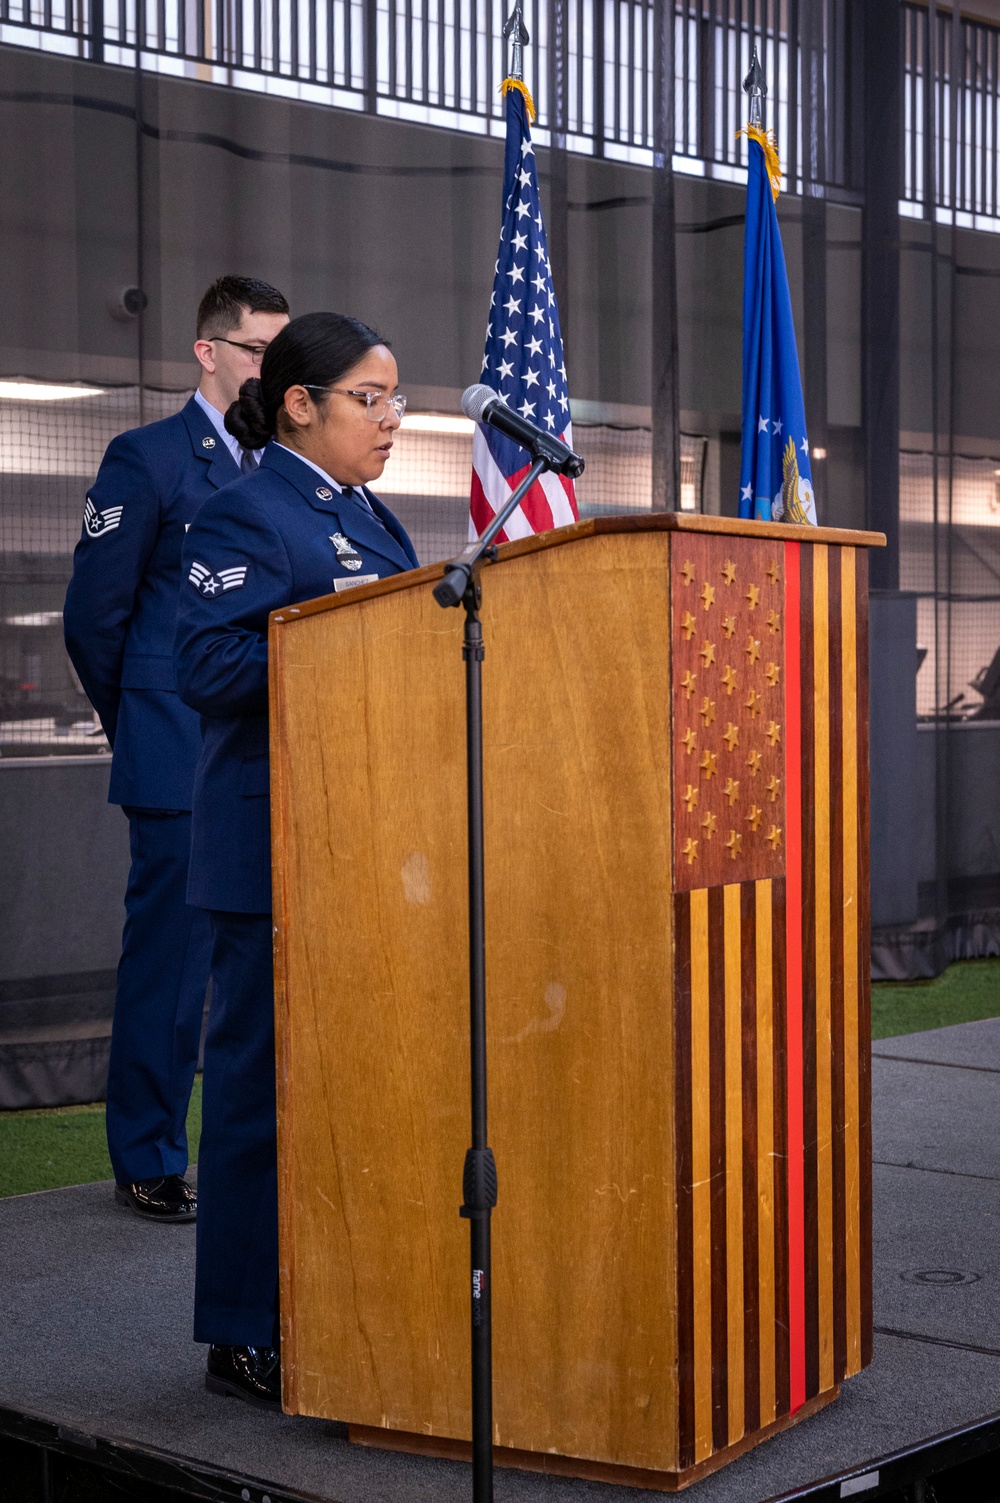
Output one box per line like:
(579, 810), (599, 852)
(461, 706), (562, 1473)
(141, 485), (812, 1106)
(737, 123), (782, 201)
(500, 76), (536, 122)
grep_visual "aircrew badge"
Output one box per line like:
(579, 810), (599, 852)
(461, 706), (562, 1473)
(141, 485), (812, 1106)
(329, 532), (363, 571)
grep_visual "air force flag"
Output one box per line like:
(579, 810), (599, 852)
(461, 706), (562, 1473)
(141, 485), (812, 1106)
(738, 128), (817, 526)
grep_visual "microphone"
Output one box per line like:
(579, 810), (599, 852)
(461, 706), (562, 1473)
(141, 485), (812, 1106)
(462, 384), (585, 479)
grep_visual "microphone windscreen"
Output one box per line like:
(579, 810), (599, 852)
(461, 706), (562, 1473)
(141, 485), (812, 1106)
(461, 384), (500, 423)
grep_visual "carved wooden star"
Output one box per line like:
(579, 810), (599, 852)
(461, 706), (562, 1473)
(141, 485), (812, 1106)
(683, 783), (699, 812)
(680, 610), (696, 640)
(766, 560), (780, 585)
(747, 749), (763, 775)
(746, 804), (763, 832)
(723, 722), (740, 751)
(699, 640), (717, 668)
(765, 661), (781, 687)
(723, 776), (739, 806)
(726, 829), (743, 859)
(700, 750), (718, 779)
(745, 583), (761, 610)
(721, 665), (738, 695)
(766, 609), (781, 635)
(766, 774), (781, 802)
(681, 560), (695, 585)
(699, 697), (716, 726)
(680, 669), (697, 699)
(746, 636), (762, 665)
(765, 720), (782, 747)
(766, 824), (783, 850)
(681, 728), (697, 755)
(745, 688), (761, 718)
(722, 614), (737, 640)
(683, 836), (699, 864)
(721, 559), (737, 585)
(701, 811), (718, 839)
(701, 582), (715, 610)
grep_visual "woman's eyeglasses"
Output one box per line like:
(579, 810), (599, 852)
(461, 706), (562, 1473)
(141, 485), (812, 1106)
(304, 385), (407, 422)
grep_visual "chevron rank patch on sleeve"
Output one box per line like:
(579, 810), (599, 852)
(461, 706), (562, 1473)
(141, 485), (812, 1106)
(83, 497), (124, 538)
(188, 560), (248, 598)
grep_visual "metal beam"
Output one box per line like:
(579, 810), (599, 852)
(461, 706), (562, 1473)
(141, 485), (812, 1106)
(651, 0), (680, 512)
(861, 0), (901, 589)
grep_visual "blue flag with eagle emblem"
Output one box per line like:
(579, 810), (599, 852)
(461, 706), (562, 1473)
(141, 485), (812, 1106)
(738, 129), (817, 525)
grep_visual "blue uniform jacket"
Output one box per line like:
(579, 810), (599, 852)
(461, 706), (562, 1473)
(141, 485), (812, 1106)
(64, 395), (241, 809)
(175, 442), (419, 914)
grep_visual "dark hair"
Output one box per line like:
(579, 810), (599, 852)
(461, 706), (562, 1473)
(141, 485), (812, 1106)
(196, 275), (289, 340)
(225, 311), (387, 450)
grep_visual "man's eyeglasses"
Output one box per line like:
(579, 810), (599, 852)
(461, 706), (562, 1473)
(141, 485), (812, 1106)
(304, 385), (407, 422)
(210, 337), (269, 365)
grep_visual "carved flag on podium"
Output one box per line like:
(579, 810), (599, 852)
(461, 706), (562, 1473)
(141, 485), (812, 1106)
(470, 79), (578, 541)
(738, 124), (818, 526)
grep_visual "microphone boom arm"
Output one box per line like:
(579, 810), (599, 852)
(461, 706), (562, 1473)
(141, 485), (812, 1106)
(433, 455), (549, 610)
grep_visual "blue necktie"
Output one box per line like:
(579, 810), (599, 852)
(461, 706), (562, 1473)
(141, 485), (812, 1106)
(240, 449), (259, 476)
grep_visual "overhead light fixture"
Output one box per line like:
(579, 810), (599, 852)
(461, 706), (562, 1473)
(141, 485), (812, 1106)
(401, 414), (475, 435)
(811, 446), (827, 461)
(0, 380), (106, 401)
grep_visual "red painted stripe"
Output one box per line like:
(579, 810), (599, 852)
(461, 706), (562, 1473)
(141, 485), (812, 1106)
(783, 539), (807, 1412)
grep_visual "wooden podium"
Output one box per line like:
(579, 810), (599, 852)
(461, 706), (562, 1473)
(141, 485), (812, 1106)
(269, 514), (881, 1491)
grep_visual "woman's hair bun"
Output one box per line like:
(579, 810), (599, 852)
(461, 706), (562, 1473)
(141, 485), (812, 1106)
(225, 377), (273, 450)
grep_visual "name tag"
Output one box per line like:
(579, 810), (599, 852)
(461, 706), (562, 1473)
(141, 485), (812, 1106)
(333, 573), (379, 593)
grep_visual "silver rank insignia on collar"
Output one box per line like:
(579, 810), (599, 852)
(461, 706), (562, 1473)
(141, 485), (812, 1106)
(330, 532), (363, 570)
(202, 436), (216, 449)
(315, 486), (334, 501)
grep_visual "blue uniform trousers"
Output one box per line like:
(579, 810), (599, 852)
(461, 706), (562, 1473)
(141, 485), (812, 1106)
(193, 911), (278, 1348)
(106, 809), (212, 1184)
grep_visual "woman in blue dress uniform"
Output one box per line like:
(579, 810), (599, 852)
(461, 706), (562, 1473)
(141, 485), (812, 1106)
(174, 312), (419, 1406)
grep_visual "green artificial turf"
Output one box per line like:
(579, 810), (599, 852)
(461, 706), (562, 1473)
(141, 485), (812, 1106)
(872, 958), (1000, 1039)
(0, 961), (996, 1199)
(0, 1075), (201, 1200)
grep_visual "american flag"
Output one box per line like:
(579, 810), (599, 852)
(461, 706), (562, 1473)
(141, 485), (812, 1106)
(470, 82), (579, 541)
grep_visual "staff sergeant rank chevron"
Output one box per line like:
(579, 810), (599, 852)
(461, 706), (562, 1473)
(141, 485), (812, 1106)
(83, 498), (124, 538)
(188, 561), (248, 598)
(470, 79), (579, 541)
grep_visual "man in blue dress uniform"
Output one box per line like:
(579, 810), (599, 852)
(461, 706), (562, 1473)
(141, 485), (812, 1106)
(64, 276), (290, 1222)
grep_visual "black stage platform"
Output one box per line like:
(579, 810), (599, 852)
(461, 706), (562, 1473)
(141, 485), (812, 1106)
(2, 1018), (1000, 1503)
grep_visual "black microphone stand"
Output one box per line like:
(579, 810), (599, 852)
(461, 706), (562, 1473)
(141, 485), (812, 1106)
(433, 453), (549, 1503)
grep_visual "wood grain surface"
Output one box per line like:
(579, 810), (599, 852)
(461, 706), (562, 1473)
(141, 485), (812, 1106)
(270, 519), (874, 1487)
(670, 535), (786, 891)
(272, 530), (679, 1471)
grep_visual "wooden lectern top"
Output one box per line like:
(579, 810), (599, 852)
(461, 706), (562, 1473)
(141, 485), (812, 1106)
(270, 512), (884, 629)
(269, 514), (882, 1491)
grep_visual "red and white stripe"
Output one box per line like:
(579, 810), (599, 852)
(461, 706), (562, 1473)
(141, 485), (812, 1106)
(469, 425), (579, 543)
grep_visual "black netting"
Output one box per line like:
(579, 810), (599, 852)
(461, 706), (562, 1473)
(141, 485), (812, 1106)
(899, 451), (1000, 722)
(0, 387), (706, 756)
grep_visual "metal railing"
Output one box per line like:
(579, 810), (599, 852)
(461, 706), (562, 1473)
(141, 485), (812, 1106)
(4, 0), (1000, 217)
(0, 0), (856, 188)
(902, 1), (1000, 224)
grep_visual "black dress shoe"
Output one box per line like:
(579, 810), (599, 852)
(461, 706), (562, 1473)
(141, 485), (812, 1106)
(205, 1345), (281, 1408)
(114, 1175), (197, 1222)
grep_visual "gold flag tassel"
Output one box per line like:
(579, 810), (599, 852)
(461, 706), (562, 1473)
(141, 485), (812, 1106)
(500, 76), (536, 122)
(737, 123), (782, 202)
